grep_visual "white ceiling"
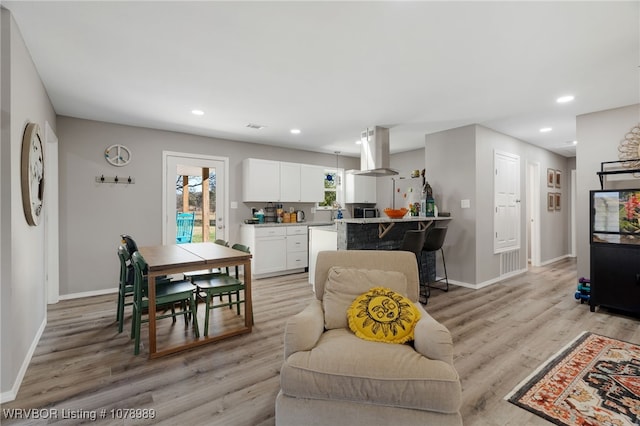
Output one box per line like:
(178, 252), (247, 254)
(4, 1), (640, 158)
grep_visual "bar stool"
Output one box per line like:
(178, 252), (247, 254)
(400, 228), (428, 304)
(422, 227), (449, 293)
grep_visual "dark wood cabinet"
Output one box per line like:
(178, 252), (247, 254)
(590, 244), (640, 313)
(589, 189), (640, 315)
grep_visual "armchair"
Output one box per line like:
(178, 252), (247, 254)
(276, 250), (462, 426)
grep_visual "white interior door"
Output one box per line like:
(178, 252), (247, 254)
(163, 151), (228, 245)
(494, 150), (521, 253)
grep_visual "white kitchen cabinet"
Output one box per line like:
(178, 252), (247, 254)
(240, 224), (309, 278)
(300, 165), (325, 202)
(280, 162), (302, 202)
(252, 227), (287, 275)
(308, 226), (338, 286)
(243, 159), (324, 203)
(286, 226), (308, 270)
(345, 173), (377, 203)
(242, 158), (280, 202)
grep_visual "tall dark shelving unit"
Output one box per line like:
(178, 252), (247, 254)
(589, 169), (640, 314)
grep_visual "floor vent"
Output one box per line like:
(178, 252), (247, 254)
(500, 249), (520, 276)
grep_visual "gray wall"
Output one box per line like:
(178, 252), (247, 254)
(425, 125), (477, 284)
(1, 9), (57, 401)
(376, 148), (427, 210)
(426, 124), (571, 286)
(56, 116), (359, 296)
(576, 104), (640, 280)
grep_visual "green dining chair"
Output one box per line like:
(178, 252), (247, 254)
(183, 239), (230, 281)
(189, 244), (250, 337)
(116, 245), (134, 333)
(118, 242), (174, 333)
(130, 251), (199, 355)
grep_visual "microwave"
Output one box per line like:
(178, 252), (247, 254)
(353, 207), (378, 218)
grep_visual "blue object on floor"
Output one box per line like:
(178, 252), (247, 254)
(574, 277), (591, 304)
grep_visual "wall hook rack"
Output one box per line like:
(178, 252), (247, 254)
(95, 175), (135, 184)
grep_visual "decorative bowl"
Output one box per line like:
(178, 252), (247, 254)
(383, 208), (408, 219)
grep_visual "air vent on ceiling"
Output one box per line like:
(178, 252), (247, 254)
(246, 123), (266, 130)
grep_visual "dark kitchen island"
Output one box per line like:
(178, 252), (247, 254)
(334, 216), (452, 283)
(335, 216), (451, 250)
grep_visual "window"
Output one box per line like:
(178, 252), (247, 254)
(317, 168), (343, 209)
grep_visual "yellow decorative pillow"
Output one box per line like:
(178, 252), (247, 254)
(347, 287), (421, 344)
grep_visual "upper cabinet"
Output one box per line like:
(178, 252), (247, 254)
(345, 173), (377, 204)
(243, 158), (280, 202)
(299, 165), (325, 202)
(280, 162), (301, 202)
(243, 159), (325, 202)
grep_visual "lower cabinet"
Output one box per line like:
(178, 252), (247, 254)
(240, 225), (308, 278)
(308, 226), (338, 286)
(254, 231), (287, 275)
(590, 244), (640, 314)
(286, 227), (308, 270)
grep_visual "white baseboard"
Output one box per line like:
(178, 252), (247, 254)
(445, 279), (477, 289)
(540, 254), (571, 266)
(59, 287), (117, 301)
(0, 316), (47, 403)
(445, 267), (528, 290)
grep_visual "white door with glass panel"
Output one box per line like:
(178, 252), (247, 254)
(163, 152), (228, 245)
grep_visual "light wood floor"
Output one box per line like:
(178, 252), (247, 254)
(2, 258), (639, 425)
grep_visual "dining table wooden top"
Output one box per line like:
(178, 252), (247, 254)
(179, 242), (252, 265)
(136, 242), (253, 358)
(138, 242), (252, 274)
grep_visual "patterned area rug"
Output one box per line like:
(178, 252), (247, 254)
(506, 332), (640, 426)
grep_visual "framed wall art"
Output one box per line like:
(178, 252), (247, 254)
(547, 192), (555, 211)
(555, 193), (561, 211)
(547, 168), (555, 187)
(555, 170), (562, 188)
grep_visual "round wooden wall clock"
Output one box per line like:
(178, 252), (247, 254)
(105, 144), (132, 167)
(21, 122), (45, 226)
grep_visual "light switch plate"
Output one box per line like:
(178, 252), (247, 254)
(461, 199), (471, 209)
(230, 201), (238, 209)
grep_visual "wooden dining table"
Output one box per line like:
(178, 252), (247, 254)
(138, 242), (253, 359)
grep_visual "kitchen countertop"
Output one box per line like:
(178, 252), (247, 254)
(335, 216), (451, 224)
(309, 224), (337, 231)
(240, 221), (334, 228)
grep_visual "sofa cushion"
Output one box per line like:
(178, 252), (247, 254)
(323, 267), (407, 330)
(280, 328), (462, 413)
(347, 287), (420, 344)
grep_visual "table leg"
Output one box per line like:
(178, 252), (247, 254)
(148, 274), (157, 358)
(244, 260), (253, 328)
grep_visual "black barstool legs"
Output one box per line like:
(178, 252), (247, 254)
(422, 227), (449, 294)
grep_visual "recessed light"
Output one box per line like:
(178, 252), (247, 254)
(540, 127), (553, 133)
(290, 129), (301, 134)
(191, 109), (204, 116)
(573, 140), (578, 145)
(355, 140), (362, 145)
(556, 95), (574, 103)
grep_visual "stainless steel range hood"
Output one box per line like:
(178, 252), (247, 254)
(355, 126), (398, 177)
